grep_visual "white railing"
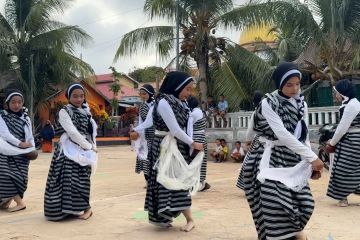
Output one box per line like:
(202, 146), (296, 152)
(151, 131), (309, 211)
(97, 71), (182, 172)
(208, 106), (339, 129)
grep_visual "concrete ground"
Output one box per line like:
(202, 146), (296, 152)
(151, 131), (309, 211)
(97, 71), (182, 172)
(0, 146), (359, 240)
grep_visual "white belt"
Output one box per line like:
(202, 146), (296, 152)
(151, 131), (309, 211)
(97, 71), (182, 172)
(155, 130), (169, 136)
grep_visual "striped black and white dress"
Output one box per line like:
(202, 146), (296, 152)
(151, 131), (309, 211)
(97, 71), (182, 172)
(44, 105), (94, 221)
(243, 92), (315, 240)
(135, 101), (154, 176)
(144, 94), (191, 226)
(327, 98), (360, 200)
(236, 135), (258, 190)
(191, 108), (207, 183)
(0, 110), (33, 204)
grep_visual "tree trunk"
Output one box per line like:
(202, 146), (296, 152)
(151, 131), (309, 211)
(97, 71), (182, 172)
(197, 32), (209, 105)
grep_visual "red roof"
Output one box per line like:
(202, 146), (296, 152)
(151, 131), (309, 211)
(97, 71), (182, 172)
(95, 80), (139, 100)
(96, 74), (113, 83)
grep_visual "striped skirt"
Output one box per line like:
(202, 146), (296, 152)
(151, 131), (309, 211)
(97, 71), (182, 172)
(144, 135), (191, 226)
(0, 154), (29, 203)
(243, 141), (314, 240)
(135, 157), (150, 176)
(44, 145), (91, 221)
(193, 131), (207, 182)
(327, 132), (360, 200)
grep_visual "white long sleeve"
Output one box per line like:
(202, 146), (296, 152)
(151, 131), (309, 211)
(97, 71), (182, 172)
(134, 106), (154, 133)
(0, 114), (21, 146)
(191, 108), (204, 123)
(330, 98), (360, 146)
(261, 100), (317, 162)
(157, 99), (193, 146)
(58, 109), (92, 150)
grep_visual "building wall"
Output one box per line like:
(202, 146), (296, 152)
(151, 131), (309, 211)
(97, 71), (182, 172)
(38, 84), (107, 125)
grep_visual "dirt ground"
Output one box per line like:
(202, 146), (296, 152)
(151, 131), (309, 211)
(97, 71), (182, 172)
(0, 146), (359, 240)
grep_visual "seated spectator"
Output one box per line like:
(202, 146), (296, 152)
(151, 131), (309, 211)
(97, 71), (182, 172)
(40, 120), (55, 153)
(218, 139), (228, 163)
(231, 141), (245, 162)
(217, 94), (228, 127)
(210, 138), (223, 162)
(204, 95), (217, 127)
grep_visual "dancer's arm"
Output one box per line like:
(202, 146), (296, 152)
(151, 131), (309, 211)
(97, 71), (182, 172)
(261, 100), (317, 162)
(330, 99), (360, 146)
(58, 109), (92, 150)
(158, 99), (193, 146)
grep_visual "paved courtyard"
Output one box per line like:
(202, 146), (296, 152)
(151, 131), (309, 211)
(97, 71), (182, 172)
(0, 146), (359, 240)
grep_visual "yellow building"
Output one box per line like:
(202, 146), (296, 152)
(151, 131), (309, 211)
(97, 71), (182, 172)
(239, 25), (277, 52)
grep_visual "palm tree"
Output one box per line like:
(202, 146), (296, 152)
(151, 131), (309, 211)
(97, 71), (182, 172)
(114, 0), (238, 102)
(0, 0), (94, 125)
(221, 0), (360, 83)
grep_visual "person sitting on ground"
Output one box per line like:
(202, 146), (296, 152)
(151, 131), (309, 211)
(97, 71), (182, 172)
(218, 139), (228, 163)
(216, 94), (229, 127)
(210, 138), (222, 162)
(40, 120), (55, 153)
(231, 141), (245, 162)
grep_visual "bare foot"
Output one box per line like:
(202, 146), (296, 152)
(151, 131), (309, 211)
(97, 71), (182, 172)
(295, 231), (307, 240)
(79, 209), (93, 220)
(0, 199), (12, 210)
(7, 204), (26, 212)
(337, 199), (349, 207)
(180, 220), (195, 232)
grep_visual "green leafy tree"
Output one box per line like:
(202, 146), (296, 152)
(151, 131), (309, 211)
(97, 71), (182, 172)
(0, 0), (94, 125)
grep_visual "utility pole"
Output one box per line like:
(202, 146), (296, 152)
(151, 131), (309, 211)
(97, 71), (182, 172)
(175, 0), (180, 70)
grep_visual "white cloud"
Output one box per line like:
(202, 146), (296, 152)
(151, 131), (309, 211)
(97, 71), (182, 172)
(0, 0), (249, 74)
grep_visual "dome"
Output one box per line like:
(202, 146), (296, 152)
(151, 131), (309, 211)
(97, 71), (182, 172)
(239, 25), (277, 45)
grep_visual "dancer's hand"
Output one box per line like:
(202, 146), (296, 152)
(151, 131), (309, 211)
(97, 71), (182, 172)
(325, 144), (335, 153)
(129, 131), (139, 140)
(19, 142), (33, 148)
(311, 170), (322, 180)
(191, 142), (203, 151)
(311, 158), (324, 172)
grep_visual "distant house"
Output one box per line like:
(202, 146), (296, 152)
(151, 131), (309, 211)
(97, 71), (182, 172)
(95, 73), (141, 108)
(95, 73), (141, 113)
(38, 80), (110, 125)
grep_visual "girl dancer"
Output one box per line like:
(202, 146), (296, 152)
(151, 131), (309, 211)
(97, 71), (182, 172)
(144, 71), (203, 232)
(0, 90), (36, 212)
(326, 79), (360, 207)
(187, 96), (211, 191)
(131, 84), (155, 184)
(243, 62), (323, 240)
(44, 83), (97, 221)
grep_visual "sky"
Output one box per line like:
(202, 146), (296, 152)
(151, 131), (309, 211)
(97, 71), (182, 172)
(0, 0), (248, 75)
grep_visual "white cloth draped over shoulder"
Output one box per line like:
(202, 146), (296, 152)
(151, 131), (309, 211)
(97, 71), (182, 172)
(255, 97), (317, 192)
(0, 112), (35, 155)
(57, 108), (98, 171)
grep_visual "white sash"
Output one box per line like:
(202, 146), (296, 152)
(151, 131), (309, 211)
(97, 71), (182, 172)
(256, 136), (312, 192)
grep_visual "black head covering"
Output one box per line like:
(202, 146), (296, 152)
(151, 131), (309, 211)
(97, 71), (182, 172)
(65, 83), (85, 99)
(187, 96), (199, 110)
(334, 79), (356, 99)
(140, 84), (155, 103)
(272, 62), (302, 90)
(253, 90), (263, 107)
(159, 71), (194, 98)
(5, 89), (25, 116)
(5, 89), (24, 103)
